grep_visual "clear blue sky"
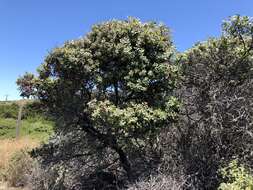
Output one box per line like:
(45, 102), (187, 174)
(0, 0), (252, 100)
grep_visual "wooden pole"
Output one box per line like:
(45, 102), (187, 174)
(16, 102), (24, 139)
(4, 94), (9, 102)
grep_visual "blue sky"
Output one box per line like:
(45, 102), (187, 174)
(0, 0), (252, 100)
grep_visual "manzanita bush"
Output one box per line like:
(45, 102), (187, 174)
(18, 18), (180, 189)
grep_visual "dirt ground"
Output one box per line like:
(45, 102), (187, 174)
(0, 182), (28, 190)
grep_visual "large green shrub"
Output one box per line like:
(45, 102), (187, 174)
(18, 18), (180, 189)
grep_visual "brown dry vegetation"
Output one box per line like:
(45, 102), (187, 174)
(0, 182), (29, 190)
(0, 138), (38, 190)
(0, 138), (38, 171)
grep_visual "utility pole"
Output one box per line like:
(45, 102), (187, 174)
(4, 94), (9, 101)
(16, 101), (24, 139)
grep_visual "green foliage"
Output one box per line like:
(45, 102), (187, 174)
(25, 17), (180, 137)
(0, 101), (54, 140)
(16, 72), (36, 99)
(88, 98), (179, 147)
(22, 101), (50, 120)
(0, 117), (54, 141)
(0, 101), (49, 120)
(16, 15), (253, 189)
(222, 15), (253, 38)
(18, 17), (180, 187)
(219, 160), (253, 190)
(0, 103), (19, 119)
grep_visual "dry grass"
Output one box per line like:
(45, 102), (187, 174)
(0, 181), (29, 190)
(0, 138), (39, 178)
(127, 174), (188, 190)
(0, 137), (38, 189)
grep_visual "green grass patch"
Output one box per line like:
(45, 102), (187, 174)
(0, 116), (54, 141)
(0, 100), (54, 141)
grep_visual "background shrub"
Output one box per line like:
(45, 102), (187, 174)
(176, 15), (253, 189)
(0, 103), (19, 119)
(22, 101), (50, 120)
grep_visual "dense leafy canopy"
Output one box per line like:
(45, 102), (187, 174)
(35, 18), (180, 147)
(17, 18), (180, 188)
